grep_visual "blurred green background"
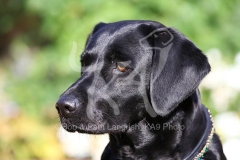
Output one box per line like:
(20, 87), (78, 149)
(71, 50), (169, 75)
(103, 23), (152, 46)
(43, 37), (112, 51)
(0, 0), (240, 159)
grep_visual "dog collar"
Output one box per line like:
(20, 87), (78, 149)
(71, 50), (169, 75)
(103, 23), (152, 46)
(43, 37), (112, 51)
(184, 108), (215, 160)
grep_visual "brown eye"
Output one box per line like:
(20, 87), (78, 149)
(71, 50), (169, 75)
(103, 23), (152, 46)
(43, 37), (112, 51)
(117, 62), (127, 72)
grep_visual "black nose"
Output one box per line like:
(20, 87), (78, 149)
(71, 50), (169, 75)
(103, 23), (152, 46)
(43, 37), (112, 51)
(56, 96), (77, 117)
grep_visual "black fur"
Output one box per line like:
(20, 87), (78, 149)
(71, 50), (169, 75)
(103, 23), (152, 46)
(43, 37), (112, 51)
(56, 20), (226, 160)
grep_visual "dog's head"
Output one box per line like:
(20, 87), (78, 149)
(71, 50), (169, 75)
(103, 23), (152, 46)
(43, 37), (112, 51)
(56, 20), (210, 134)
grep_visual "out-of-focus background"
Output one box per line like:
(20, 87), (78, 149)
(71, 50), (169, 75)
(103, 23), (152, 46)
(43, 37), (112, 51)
(0, 0), (239, 160)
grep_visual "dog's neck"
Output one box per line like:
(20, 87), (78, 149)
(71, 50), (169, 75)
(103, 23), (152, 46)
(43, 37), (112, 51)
(108, 90), (210, 160)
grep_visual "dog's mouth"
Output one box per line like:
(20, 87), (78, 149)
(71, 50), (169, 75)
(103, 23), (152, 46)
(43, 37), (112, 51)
(59, 115), (130, 134)
(59, 116), (107, 134)
(55, 101), (109, 134)
(59, 117), (77, 133)
(56, 103), (130, 134)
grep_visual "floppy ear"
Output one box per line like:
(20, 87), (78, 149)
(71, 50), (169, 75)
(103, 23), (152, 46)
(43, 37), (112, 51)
(149, 28), (210, 116)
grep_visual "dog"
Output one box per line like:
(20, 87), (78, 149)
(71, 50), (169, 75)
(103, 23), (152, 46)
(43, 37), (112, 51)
(56, 20), (226, 160)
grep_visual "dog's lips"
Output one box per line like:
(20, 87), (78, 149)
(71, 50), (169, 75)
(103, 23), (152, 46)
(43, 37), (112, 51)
(59, 117), (77, 132)
(58, 114), (129, 134)
(59, 116), (101, 134)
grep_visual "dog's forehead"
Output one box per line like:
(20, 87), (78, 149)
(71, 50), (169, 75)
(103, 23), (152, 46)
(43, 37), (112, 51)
(85, 22), (142, 52)
(83, 20), (167, 59)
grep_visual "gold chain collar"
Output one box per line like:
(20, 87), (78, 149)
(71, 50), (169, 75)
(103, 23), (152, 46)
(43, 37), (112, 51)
(193, 109), (215, 160)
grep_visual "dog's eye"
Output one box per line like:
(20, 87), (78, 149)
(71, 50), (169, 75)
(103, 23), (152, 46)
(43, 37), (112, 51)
(117, 62), (127, 72)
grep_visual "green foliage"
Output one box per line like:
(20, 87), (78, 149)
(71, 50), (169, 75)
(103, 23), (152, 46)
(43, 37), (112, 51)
(1, 0), (239, 115)
(0, 0), (240, 158)
(0, 115), (64, 159)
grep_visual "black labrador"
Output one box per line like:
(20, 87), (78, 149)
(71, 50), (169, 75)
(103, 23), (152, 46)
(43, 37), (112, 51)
(56, 20), (226, 160)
